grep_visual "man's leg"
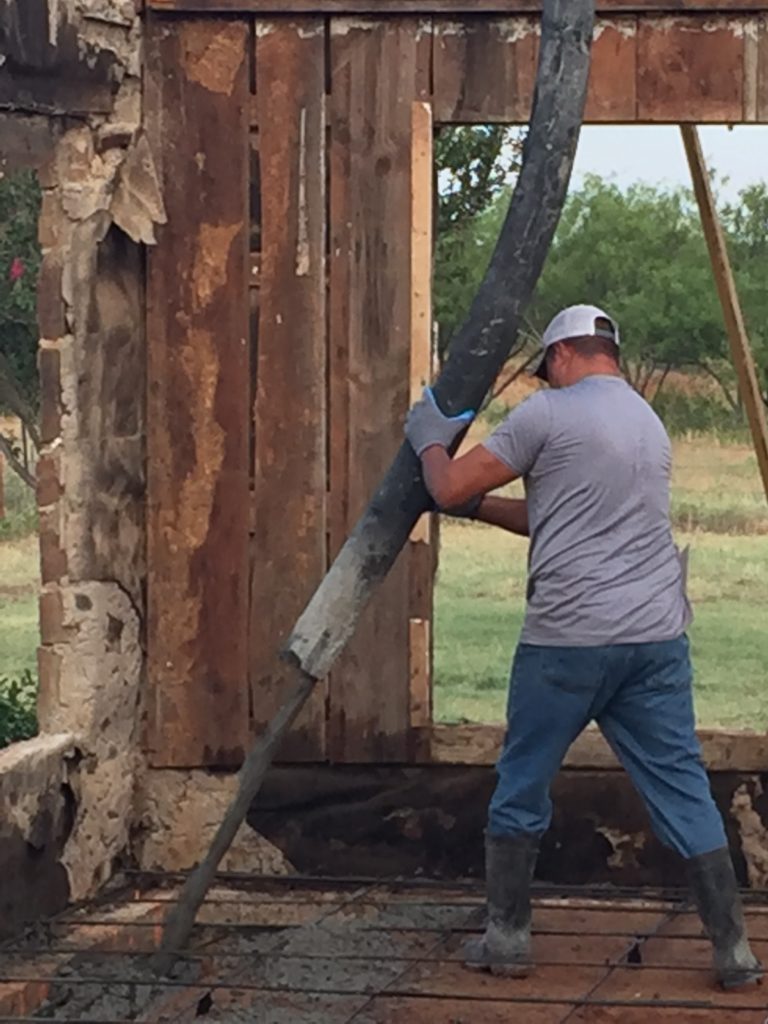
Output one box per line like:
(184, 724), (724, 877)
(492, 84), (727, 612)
(597, 636), (762, 989)
(467, 643), (604, 976)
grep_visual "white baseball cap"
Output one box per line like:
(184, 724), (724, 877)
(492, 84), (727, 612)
(532, 304), (620, 382)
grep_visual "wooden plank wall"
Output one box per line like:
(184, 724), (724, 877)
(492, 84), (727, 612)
(145, 10), (768, 769)
(145, 19), (251, 768)
(433, 15), (768, 123)
(250, 19), (328, 760)
(328, 18), (431, 761)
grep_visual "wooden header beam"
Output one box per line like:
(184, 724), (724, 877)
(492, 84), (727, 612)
(148, 1), (768, 12)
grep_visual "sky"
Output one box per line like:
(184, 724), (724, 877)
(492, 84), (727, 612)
(570, 125), (768, 201)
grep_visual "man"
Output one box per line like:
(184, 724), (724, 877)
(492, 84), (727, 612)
(405, 304), (763, 991)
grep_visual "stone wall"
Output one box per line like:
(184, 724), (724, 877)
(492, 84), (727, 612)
(0, 0), (163, 924)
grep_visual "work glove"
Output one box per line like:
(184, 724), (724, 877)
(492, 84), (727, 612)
(405, 386), (475, 457)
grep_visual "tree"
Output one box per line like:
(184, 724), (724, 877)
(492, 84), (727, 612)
(435, 172), (766, 409)
(0, 170), (42, 487)
(434, 126), (525, 358)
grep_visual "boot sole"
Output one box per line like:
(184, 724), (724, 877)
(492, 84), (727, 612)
(719, 967), (764, 991)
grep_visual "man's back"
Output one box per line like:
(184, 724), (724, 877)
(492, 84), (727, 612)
(485, 375), (690, 646)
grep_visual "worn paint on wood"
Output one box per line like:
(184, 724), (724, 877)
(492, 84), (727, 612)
(145, 19), (250, 767)
(329, 18), (430, 762)
(250, 18), (328, 761)
(585, 18), (638, 120)
(433, 18), (538, 123)
(638, 16), (745, 121)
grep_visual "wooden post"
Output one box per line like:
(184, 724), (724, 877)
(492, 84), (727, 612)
(409, 100), (434, 745)
(680, 124), (768, 503)
(0, 452), (4, 521)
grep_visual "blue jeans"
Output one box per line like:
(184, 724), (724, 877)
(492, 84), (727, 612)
(488, 636), (727, 858)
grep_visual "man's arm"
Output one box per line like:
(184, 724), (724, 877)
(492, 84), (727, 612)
(420, 443), (518, 508)
(474, 496), (529, 537)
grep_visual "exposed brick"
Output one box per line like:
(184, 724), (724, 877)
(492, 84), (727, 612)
(37, 647), (63, 727)
(39, 511), (68, 584)
(38, 347), (62, 444)
(39, 589), (67, 646)
(36, 453), (62, 508)
(38, 190), (65, 250)
(37, 256), (66, 340)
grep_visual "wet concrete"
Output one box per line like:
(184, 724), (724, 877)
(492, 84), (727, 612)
(1, 876), (766, 1023)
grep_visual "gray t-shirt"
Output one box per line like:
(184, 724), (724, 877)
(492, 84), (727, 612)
(483, 375), (691, 646)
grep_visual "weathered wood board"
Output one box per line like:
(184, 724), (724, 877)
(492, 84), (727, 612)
(433, 18), (538, 123)
(145, 19), (251, 767)
(328, 18), (431, 762)
(637, 16), (744, 122)
(434, 14), (759, 123)
(250, 18), (328, 760)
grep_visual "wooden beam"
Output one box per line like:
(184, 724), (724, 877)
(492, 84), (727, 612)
(409, 101), (435, 750)
(250, 19), (328, 761)
(680, 124), (768, 503)
(410, 99), (433, 544)
(409, 618), (431, 725)
(149, 1), (768, 13)
(423, 723), (768, 772)
(145, 19), (251, 769)
(327, 19), (431, 763)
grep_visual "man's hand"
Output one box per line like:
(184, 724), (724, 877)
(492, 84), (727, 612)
(405, 387), (475, 456)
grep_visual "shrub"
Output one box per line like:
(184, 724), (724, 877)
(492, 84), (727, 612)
(652, 391), (749, 442)
(0, 670), (38, 748)
(0, 463), (37, 540)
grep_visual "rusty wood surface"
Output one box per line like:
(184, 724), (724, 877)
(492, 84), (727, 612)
(424, 723), (768, 771)
(758, 14), (768, 119)
(638, 16), (744, 121)
(328, 18), (431, 763)
(148, 0), (768, 13)
(433, 17), (539, 122)
(435, 14), (753, 124)
(250, 18), (328, 761)
(584, 17), (638, 120)
(681, 124), (768, 503)
(145, 19), (251, 768)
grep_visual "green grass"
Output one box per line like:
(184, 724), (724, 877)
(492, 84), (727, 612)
(434, 436), (768, 730)
(0, 534), (39, 679)
(0, 435), (766, 733)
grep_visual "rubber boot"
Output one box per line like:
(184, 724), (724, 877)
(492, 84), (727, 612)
(688, 847), (764, 990)
(464, 832), (539, 977)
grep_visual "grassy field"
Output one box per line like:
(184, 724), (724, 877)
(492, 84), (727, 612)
(434, 435), (768, 730)
(0, 533), (39, 680)
(0, 435), (766, 729)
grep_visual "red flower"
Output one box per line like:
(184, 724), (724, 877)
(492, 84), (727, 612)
(9, 257), (24, 282)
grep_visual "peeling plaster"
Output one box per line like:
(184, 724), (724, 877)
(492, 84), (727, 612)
(133, 769), (294, 876)
(731, 783), (768, 889)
